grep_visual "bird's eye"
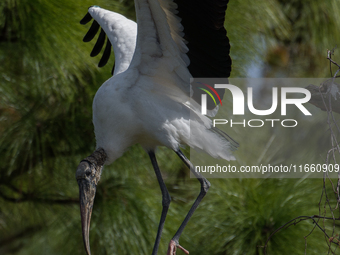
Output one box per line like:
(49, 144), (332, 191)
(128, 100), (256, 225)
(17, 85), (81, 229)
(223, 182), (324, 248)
(85, 169), (92, 177)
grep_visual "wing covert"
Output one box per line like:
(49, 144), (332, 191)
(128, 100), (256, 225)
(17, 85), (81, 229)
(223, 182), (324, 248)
(80, 7), (137, 75)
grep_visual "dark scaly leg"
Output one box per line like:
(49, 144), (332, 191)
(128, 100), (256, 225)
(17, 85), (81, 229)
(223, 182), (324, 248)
(167, 149), (211, 255)
(148, 151), (172, 255)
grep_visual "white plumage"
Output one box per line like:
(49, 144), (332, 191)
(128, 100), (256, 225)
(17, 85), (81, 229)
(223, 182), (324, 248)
(88, 7), (137, 75)
(89, 1), (234, 164)
(76, 1), (236, 254)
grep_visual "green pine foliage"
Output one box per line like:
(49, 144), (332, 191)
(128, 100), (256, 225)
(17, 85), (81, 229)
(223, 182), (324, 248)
(1, 0), (340, 254)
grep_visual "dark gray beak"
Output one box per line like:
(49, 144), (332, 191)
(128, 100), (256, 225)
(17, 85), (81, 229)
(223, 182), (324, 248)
(76, 149), (107, 255)
(78, 178), (96, 255)
(76, 161), (98, 255)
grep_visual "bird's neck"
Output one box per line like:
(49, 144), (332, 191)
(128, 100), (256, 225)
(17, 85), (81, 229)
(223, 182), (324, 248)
(84, 148), (107, 165)
(82, 148), (107, 185)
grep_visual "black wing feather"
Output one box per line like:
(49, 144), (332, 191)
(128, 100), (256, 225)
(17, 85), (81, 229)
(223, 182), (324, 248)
(98, 39), (112, 67)
(83, 20), (100, 42)
(91, 28), (106, 57)
(80, 12), (93, 25)
(175, 0), (231, 110)
(80, 10), (115, 73)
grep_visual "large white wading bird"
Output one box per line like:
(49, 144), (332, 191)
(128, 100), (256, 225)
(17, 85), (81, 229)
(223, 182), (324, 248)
(76, 0), (238, 254)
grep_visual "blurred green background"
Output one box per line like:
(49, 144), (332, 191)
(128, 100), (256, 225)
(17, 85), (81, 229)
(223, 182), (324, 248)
(1, 0), (340, 254)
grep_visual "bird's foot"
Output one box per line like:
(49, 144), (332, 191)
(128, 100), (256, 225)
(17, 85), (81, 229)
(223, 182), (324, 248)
(166, 239), (189, 255)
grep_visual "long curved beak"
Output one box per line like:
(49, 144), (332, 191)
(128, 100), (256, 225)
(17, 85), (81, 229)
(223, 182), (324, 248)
(78, 179), (97, 255)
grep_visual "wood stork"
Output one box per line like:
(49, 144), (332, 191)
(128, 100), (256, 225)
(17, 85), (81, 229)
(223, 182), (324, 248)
(75, 0), (237, 254)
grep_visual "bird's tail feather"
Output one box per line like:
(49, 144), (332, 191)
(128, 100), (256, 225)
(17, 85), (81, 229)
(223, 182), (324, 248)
(210, 127), (239, 151)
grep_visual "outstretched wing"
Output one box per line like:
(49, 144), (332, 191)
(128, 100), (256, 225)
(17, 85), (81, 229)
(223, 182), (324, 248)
(129, 0), (231, 112)
(129, 0), (191, 98)
(80, 6), (137, 75)
(175, 0), (232, 110)
(81, 1), (231, 112)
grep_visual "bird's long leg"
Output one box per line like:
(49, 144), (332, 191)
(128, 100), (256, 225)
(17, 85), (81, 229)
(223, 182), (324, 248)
(148, 151), (172, 255)
(167, 149), (211, 255)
